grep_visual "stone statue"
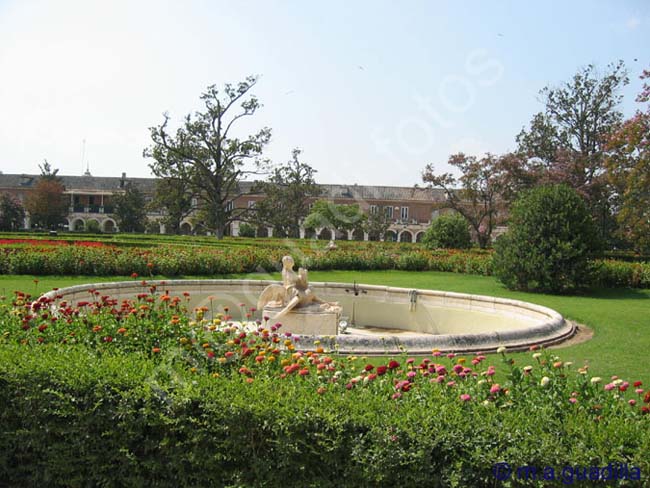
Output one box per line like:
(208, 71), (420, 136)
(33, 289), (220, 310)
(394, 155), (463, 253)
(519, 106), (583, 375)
(257, 255), (341, 322)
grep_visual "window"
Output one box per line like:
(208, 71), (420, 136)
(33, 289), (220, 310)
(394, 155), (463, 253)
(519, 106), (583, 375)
(384, 206), (393, 219)
(247, 200), (256, 208)
(226, 201), (234, 212)
(370, 205), (378, 215)
(400, 207), (409, 220)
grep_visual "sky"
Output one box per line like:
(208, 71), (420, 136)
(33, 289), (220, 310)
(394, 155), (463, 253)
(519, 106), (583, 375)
(0, 0), (649, 186)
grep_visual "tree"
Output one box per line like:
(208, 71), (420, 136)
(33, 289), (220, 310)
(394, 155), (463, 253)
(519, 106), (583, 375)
(252, 148), (322, 238)
(112, 184), (147, 233)
(422, 213), (471, 249)
(493, 185), (599, 294)
(24, 162), (68, 230)
(237, 222), (256, 238)
(303, 200), (366, 237)
(517, 61), (629, 241)
(364, 210), (391, 241)
(0, 193), (25, 231)
(606, 68), (650, 253)
(145, 76), (271, 239)
(422, 153), (510, 248)
(150, 178), (193, 234)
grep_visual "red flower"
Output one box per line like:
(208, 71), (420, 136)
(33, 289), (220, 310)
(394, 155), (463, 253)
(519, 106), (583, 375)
(642, 407), (650, 415)
(634, 381), (643, 387)
(152, 347), (161, 354)
(364, 364), (374, 372)
(298, 368), (309, 376)
(644, 391), (650, 404)
(131, 272), (138, 279)
(376, 365), (388, 376)
(38, 324), (48, 332)
(388, 360), (400, 370)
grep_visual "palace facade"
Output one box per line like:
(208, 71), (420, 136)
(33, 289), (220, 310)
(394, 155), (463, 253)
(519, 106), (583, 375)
(0, 172), (454, 242)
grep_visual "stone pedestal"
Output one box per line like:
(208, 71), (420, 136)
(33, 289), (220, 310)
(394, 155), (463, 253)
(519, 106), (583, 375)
(263, 303), (339, 336)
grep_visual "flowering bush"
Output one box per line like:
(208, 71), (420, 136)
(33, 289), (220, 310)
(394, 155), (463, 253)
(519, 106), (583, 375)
(0, 289), (649, 485)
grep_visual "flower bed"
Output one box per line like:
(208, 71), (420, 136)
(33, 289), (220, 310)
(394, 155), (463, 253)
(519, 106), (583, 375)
(1, 289), (649, 485)
(0, 238), (649, 288)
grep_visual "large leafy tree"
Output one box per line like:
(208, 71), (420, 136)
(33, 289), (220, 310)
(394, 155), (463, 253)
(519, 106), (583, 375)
(422, 153), (512, 249)
(606, 68), (650, 253)
(112, 184), (147, 233)
(145, 76), (271, 239)
(24, 161), (68, 230)
(150, 178), (193, 234)
(252, 149), (321, 238)
(303, 200), (366, 237)
(516, 61), (628, 240)
(0, 193), (25, 231)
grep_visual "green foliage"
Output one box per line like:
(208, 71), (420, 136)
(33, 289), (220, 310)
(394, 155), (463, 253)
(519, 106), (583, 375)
(253, 148), (322, 238)
(84, 219), (101, 234)
(422, 213), (472, 249)
(0, 193), (25, 231)
(1, 300), (649, 488)
(112, 184), (147, 233)
(303, 200), (366, 235)
(494, 185), (600, 293)
(150, 178), (193, 235)
(237, 222), (256, 238)
(145, 76), (271, 239)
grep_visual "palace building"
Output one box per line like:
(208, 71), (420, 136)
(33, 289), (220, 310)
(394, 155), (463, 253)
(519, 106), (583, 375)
(0, 172), (452, 242)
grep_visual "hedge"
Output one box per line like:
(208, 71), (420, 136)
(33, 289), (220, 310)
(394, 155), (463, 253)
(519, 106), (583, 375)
(1, 288), (650, 486)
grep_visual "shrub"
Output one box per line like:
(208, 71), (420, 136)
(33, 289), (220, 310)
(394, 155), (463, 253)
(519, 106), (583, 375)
(237, 222), (256, 238)
(422, 213), (472, 249)
(494, 184), (599, 293)
(85, 219), (101, 233)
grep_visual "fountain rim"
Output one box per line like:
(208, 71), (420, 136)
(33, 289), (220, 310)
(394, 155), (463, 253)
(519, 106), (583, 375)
(40, 279), (576, 354)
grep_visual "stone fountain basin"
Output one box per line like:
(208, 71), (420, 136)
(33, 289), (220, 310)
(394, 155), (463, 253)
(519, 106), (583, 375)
(41, 280), (575, 355)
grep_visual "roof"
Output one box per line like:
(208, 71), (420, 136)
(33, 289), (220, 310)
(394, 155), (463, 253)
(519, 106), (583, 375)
(0, 173), (157, 193)
(0, 174), (444, 202)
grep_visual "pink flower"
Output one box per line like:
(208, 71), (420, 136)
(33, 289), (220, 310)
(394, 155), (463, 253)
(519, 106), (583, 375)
(446, 381), (456, 388)
(568, 398), (577, 404)
(635, 388), (644, 395)
(490, 384), (501, 395)
(406, 358), (415, 365)
(446, 353), (456, 359)
(604, 383), (615, 391)
(407, 371), (417, 379)
(629, 399), (637, 406)
(460, 394), (471, 402)
(391, 392), (402, 400)
(453, 364), (464, 374)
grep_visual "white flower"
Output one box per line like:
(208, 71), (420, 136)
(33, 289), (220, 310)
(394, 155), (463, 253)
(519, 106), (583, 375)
(613, 379), (623, 386)
(532, 353), (542, 359)
(540, 376), (550, 387)
(497, 346), (506, 354)
(591, 377), (602, 384)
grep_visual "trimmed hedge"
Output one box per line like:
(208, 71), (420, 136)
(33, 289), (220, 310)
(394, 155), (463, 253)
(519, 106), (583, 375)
(1, 240), (649, 289)
(1, 346), (649, 487)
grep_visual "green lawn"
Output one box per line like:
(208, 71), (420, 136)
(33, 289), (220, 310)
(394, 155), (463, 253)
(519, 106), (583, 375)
(2, 270), (648, 385)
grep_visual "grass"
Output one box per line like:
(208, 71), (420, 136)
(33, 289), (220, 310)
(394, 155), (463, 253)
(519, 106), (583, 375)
(2, 270), (648, 385)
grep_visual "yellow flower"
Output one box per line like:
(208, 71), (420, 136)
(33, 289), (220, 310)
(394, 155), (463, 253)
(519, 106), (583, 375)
(457, 358), (466, 364)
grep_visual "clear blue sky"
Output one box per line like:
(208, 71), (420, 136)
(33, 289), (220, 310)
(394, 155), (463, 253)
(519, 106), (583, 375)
(0, 0), (648, 186)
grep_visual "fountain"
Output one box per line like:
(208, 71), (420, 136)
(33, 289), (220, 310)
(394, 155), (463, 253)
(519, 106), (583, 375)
(40, 255), (575, 355)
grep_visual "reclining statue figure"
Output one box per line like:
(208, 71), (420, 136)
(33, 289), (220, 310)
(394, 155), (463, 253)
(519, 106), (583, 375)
(257, 255), (341, 321)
